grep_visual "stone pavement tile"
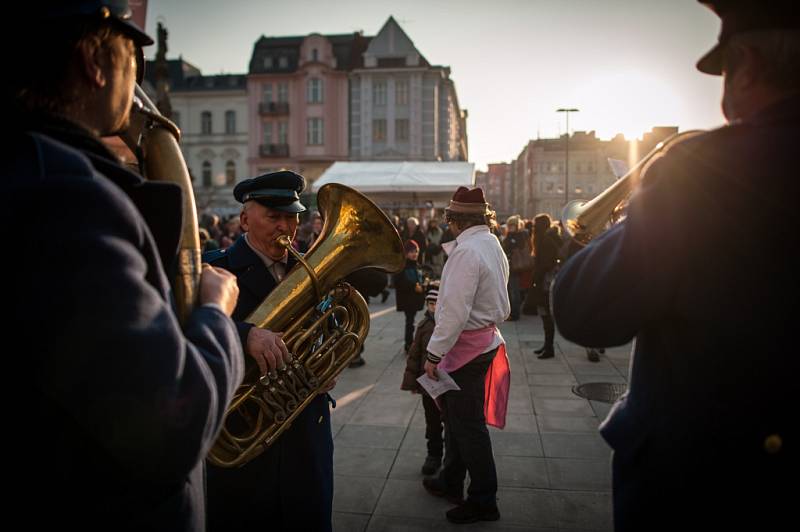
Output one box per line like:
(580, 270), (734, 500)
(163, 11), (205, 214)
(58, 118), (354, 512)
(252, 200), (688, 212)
(550, 490), (613, 531)
(495, 455), (549, 488)
(399, 424), (429, 453)
(575, 374), (627, 385)
(335, 424), (407, 450)
(527, 373), (578, 386)
(335, 446), (398, 478)
(333, 511), (370, 532)
(523, 358), (575, 374)
(490, 430), (544, 457)
(334, 475), (386, 514)
(366, 514), (551, 531)
(349, 392), (420, 426)
(541, 432), (612, 459)
(530, 385), (580, 399)
(589, 401), (613, 420)
(373, 478), (458, 520)
(532, 397), (595, 418)
(569, 362), (623, 377)
(507, 393), (534, 414)
(495, 487), (559, 528)
(490, 413), (538, 433)
(389, 450), (431, 480)
(537, 415), (600, 433)
(546, 458), (612, 491)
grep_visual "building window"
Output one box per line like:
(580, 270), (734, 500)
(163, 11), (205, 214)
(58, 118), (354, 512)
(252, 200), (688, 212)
(225, 161), (236, 185)
(373, 119), (386, 142)
(263, 123), (273, 144)
(225, 110), (236, 134)
(278, 56), (288, 68)
(278, 82), (288, 103)
(307, 118), (323, 145)
(171, 111), (180, 129)
(264, 56), (273, 69)
(396, 119), (409, 141)
(202, 161), (212, 187)
(312, 48), (318, 62)
(373, 81), (387, 106)
(201, 111), (212, 135)
(396, 80), (408, 105)
(545, 181), (554, 192)
(263, 84), (273, 103)
(278, 121), (288, 144)
(307, 78), (323, 103)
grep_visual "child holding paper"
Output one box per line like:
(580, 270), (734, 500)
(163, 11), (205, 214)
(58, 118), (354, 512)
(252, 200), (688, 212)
(401, 285), (444, 475)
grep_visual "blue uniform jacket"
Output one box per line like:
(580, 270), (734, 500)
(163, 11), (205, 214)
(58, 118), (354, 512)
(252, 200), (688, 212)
(3, 117), (244, 531)
(204, 235), (334, 532)
(552, 96), (798, 526)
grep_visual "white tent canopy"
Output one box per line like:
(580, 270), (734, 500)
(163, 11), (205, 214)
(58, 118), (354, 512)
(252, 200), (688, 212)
(311, 161), (475, 193)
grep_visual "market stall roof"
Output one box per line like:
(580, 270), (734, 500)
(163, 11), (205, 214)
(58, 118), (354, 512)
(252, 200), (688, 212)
(311, 161), (475, 193)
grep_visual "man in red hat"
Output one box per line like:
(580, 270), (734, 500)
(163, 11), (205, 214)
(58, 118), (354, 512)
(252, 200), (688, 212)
(552, 1), (798, 530)
(421, 186), (511, 524)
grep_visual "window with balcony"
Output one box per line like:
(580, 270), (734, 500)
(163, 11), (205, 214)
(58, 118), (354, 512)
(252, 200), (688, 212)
(263, 84), (273, 103)
(373, 81), (387, 106)
(202, 161), (212, 187)
(307, 118), (323, 145)
(225, 161), (236, 185)
(396, 80), (408, 105)
(373, 119), (386, 142)
(225, 110), (236, 134)
(278, 82), (288, 103)
(263, 123), (273, 144)
(396, 119), (409, 141)
(201, 111), (212, 135)
(307, 78), (324, 103)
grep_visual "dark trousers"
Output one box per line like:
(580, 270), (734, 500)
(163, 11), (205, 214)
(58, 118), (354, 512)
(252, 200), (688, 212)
(422, 393), (444, 458)
(404, 309), (417, 349)
(439, 348), (498, 505)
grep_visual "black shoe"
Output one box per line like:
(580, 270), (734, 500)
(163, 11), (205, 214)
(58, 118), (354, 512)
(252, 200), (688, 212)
(536, 348), (554, 359)
(421, 455), (442, 476)
(422, 477), (464, 505)
(533, 345), (546, 354)
(587, 348), (600, 362)
(446, 500), (500, 524)
(348, 355), (365, 368)
(381, 289), (390, 303)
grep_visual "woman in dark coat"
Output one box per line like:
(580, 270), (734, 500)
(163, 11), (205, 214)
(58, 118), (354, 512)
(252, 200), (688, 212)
(531, 214), (563, 358)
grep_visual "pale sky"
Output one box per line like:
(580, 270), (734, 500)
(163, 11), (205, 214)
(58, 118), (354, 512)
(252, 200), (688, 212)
(143, 0), (726, 171)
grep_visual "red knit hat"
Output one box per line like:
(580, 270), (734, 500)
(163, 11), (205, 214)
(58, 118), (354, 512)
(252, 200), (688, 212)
(404, 240), (420, 253)
(446, 186), (489, 214)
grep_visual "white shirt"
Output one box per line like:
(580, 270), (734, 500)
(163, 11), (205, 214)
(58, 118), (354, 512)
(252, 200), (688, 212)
(426, 225), (510, 359)
(244, 233), (288, 282)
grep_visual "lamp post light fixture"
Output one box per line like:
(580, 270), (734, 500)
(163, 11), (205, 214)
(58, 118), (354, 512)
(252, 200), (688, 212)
(556, 108), (579, 206)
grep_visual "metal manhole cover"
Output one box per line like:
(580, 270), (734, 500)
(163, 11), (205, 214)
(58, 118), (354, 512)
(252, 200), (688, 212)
(572, 382), (627, 403)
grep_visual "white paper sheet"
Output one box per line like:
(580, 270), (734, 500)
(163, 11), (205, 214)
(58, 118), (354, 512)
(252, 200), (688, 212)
(416, 369), (461, 399)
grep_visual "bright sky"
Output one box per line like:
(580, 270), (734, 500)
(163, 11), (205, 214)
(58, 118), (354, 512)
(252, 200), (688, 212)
(143, 0), (726, 171)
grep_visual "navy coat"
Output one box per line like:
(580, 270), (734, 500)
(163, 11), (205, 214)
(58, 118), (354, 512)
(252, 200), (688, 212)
(552, 95), (799, 530)
(204, 236), (334, 532)
(3, 116), (244, 531)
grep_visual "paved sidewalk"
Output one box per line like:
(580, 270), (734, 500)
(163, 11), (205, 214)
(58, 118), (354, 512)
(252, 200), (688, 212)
(331, 292), (631, 532)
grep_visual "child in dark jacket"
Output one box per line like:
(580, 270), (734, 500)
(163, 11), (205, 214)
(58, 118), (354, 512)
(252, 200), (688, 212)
(401, 286), (444, 475)
(394, 240), (426, 351)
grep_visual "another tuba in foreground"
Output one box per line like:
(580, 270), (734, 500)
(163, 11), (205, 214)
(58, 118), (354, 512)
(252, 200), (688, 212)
(208, 183), (405, 468)
(562, 130), (703, 246)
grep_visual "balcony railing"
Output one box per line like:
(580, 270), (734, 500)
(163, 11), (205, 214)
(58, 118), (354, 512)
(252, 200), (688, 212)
(258, 101), (290, 115)
(259, 143), (290, 157)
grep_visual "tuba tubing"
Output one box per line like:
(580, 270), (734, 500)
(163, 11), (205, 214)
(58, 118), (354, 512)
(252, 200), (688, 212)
(562, 129), (704, 246)
(121, 85), (201, 325)
(208, 183), (405, 468)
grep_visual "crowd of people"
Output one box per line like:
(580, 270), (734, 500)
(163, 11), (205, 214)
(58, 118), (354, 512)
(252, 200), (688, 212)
(8, 0), (795, 530)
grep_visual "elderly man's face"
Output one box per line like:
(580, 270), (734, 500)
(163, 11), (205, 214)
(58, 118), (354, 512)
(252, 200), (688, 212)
(240, 202), (299, 260)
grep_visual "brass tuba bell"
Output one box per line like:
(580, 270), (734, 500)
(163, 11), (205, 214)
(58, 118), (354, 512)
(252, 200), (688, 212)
(208, 183), (405, 468)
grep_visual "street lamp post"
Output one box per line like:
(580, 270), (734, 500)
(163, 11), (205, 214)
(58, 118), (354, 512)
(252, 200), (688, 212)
(556, 108), (579, 206)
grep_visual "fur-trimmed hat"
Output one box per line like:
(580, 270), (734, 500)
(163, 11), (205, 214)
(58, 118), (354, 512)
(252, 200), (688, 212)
(425, 288), (438, 302)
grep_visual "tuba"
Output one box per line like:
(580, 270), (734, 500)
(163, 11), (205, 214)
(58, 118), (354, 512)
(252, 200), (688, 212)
(208, 183), (405, 468)
(562, 130), (703, 246)
(121, 85), (201, 325)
